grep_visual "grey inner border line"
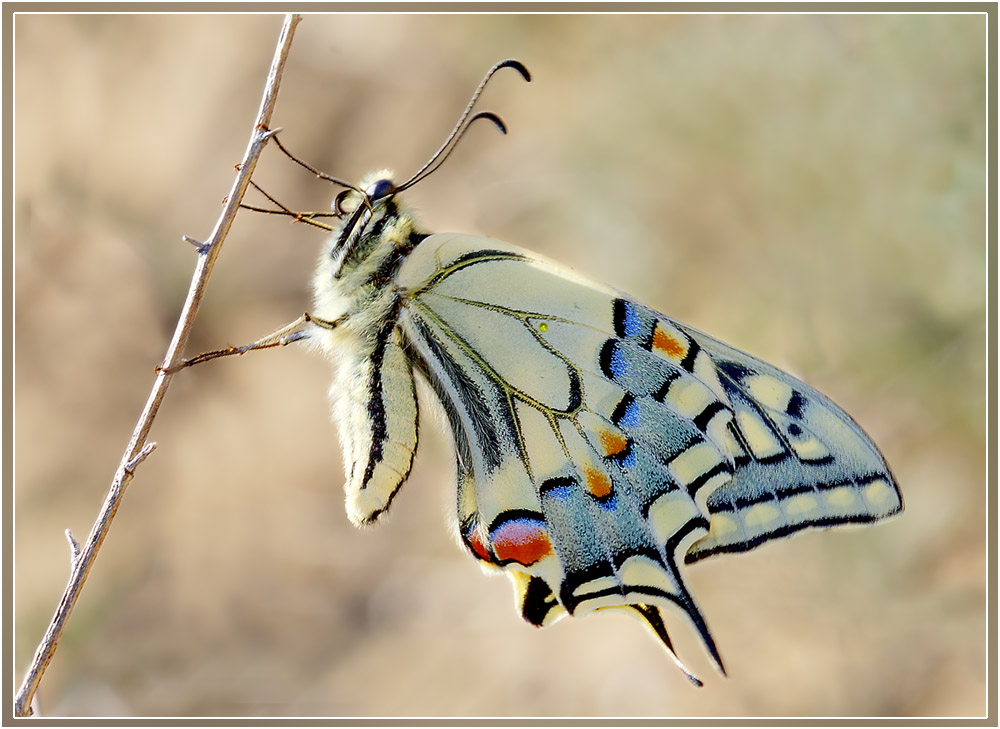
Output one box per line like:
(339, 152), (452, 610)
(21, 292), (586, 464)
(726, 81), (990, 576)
(3, 3), (994, 726)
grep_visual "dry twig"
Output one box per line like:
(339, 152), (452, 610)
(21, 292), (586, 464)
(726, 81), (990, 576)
(14, 14), (302, 716)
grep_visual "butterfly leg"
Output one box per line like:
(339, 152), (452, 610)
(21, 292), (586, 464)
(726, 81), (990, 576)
(158, 312), (342, 373)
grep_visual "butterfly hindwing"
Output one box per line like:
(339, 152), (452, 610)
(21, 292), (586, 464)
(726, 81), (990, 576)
(396, 235), (726, 669)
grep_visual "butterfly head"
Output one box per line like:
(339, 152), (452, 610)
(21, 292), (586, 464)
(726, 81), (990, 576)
(333, 173), (397, 218)
(318, 169), (421, 290)
(315, 60), (530, 304)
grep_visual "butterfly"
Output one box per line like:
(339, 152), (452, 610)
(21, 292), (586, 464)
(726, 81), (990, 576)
(193, 60), (902, 685)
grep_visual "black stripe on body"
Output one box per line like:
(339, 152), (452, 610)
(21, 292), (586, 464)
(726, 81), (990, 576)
(644, 584), (726, 676)
(610, 544), (666, 570)
(621, 585), (686, 610)
(755, 449), (790, 465)
(641, 323), (657, 352)
(334, 203), (398, 278)
(364, 231), (425, 288)
(629, 605), (704, 686)
(612, 299), (629, 338)
(804, 453), (836, 465)
(359, 301), (403, 495)
(565, 368), (584, 414)
(661, 433), (706, 469)
(730, 398), (792, 465)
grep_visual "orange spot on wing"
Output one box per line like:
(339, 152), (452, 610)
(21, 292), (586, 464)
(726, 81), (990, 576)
(466, 528), (492, 563)
(653, 325), (686, 359)
(599, 430), (629, 457)
(492, 520), (553, 566)
(584, 467), (613, 498)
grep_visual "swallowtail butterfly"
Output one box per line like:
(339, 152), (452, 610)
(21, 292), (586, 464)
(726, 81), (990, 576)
(203, 60), (902, 685)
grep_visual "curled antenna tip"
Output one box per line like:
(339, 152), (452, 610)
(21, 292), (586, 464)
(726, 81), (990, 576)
(497, 59), (531, 82)
(470, 111), (508, 135)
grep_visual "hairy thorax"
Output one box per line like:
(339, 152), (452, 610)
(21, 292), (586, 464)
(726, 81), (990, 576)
(311, 180), (420, 360)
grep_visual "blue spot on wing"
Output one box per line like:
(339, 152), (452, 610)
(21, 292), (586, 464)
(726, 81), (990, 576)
(613, 298), (645, 338)
(620, 450), (637, 469)
(597, 493), (619, 511)
(613, 395), (641, 429)
(600, 340), (630, 379)
(540, 476), (575, 501)
(610, 348), (629, 378)
(623, 304), (643, 337)
(548, 484), (574, 500)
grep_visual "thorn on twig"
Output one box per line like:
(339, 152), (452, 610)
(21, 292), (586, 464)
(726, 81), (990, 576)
(124, 443), (157, 474)
(182, 235), (208, 254)
(260, 126), (282, 142)
(64, 530), (80, 564)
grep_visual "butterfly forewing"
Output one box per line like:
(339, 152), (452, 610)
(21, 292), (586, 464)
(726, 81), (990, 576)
(674, 325), (902, 562)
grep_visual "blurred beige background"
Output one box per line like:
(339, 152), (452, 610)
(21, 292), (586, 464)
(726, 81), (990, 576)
(14, 12), (986, 718)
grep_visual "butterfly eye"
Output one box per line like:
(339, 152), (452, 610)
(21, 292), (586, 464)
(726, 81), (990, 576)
(366, 178), (396, 201)
(333, 189), (356, 216)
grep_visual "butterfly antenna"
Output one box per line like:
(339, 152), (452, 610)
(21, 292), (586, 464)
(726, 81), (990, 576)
(398, 111), (507, 191)
(396, 59), (531, 192)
